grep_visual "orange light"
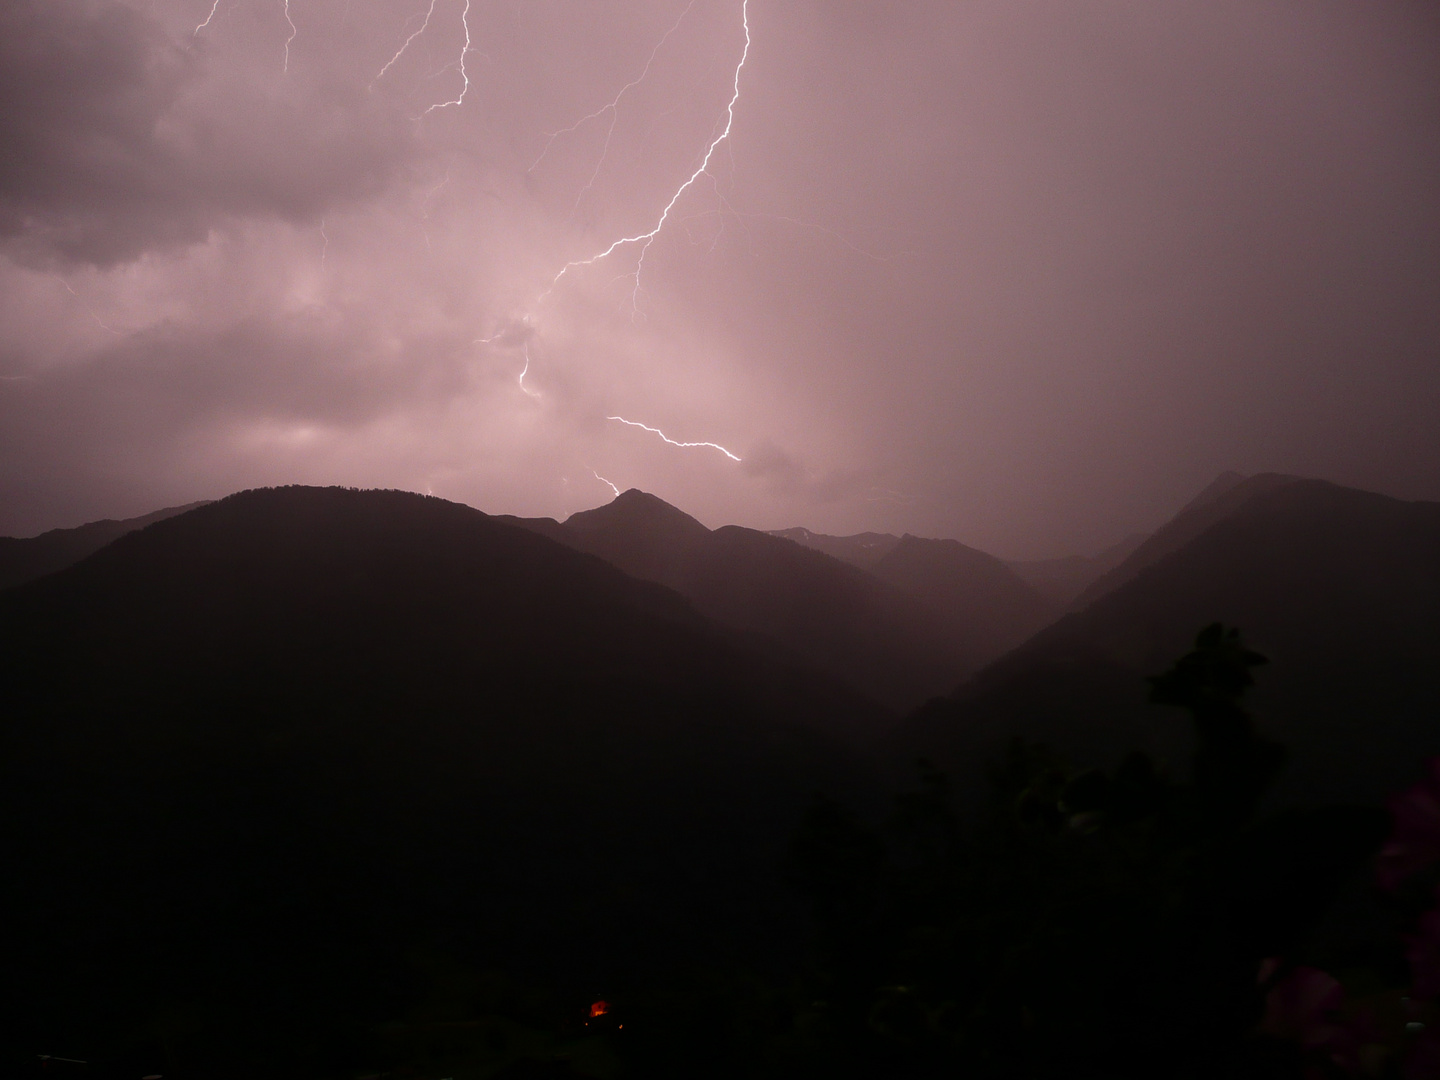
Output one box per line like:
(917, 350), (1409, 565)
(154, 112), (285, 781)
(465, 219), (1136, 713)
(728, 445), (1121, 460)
(589, 1000), (609, 1018)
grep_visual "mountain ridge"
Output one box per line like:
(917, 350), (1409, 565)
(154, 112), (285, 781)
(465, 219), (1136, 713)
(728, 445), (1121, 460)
(888, 477), (1440, 807)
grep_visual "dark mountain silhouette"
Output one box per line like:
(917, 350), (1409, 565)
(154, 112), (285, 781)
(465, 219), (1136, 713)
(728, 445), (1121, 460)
(0, 486), (882, 1074)
(1073, 471), (1299, 607)
(0, 500), (209, 590)
(1005, 531), (1146, 606)
(888, 477), (1440, 808)
(766, 527), (901, 570)
(868, 534), (1060, 660)
(502, 491), (986, 711)
(774, 524), (1145, 608)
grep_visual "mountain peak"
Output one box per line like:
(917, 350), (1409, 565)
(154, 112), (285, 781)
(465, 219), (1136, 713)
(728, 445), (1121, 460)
(565, 488), (711, 540)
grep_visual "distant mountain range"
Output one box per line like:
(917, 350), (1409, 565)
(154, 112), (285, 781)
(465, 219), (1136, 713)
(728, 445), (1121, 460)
(771, 524), (1145, 607)
(0, 499), (208, 590)
(499, 491), (1056, 711)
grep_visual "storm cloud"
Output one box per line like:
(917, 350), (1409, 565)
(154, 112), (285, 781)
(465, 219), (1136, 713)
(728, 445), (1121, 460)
(1, 0), (1436, 557)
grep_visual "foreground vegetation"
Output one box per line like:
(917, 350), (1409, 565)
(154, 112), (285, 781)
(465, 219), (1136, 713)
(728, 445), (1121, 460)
(11, 626), (1439, 1079)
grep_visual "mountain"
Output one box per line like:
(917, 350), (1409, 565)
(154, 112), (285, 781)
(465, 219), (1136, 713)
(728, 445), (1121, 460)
(1072, 472), (1299, 607)
(868, 535), (1060, 660)
(767, 527), (901, 570)
(0, 486), (882, 1073)
(1005, 531), (1146, 606)
(775, 525), (1148, 610)
(0, 500), (209, 590)
(888, 478), (1440, 808)
(503, 491), (987, 711)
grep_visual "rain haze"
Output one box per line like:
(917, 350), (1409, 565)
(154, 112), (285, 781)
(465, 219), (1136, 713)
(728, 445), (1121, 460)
(1, 0), (1436, 558)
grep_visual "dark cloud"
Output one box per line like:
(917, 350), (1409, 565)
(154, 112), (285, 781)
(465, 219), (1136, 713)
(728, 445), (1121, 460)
(0, 0), (415, 267)
(0, 1), (1436, 557)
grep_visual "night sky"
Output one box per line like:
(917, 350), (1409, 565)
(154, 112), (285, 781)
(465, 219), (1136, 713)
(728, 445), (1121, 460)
(1, 0), (1436, 558)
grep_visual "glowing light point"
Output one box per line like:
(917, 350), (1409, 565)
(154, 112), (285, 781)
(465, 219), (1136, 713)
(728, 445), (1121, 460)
(608, 416), (740, 462)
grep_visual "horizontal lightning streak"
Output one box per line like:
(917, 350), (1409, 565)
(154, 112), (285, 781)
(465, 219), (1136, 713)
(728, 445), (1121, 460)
(544, 0), (750, 313)
(375, 0), (438, 82)
(608, 416), (740, 461)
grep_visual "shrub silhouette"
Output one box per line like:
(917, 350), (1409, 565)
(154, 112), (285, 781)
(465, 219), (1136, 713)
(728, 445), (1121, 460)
(783, 625), (1390, 1079)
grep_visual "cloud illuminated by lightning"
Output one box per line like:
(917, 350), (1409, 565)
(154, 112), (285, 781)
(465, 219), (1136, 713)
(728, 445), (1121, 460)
(543, 0), (750, 314)
(528, 0), (696, 218)
(677, 207), (915, 264)
(423, 0), (472, 115)
(608, 416), (740, 461)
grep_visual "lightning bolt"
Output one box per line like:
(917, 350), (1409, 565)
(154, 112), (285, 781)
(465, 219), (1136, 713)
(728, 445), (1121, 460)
(418, 169), (449, 250)
(194, 0), (221, 35)
(422, 0), (472, 115)
(319, 217), (328, 268)
(518, 343), (540, 398)
(608, 416), (740, 462)
(281, 0), (297, 72)
(543, 0), (750, 315)
(527, 0), (696, 218)
(591, 470), (621, 499)
(61, 280), (122, 337)
(375, 0), (438, 83)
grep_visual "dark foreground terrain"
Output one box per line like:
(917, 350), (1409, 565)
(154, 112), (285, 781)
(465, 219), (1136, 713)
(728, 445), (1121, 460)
(3, 480), (1439, 1079)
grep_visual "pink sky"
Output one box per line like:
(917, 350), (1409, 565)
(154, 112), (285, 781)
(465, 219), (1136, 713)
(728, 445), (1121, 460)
(0, 0), (1436, 558)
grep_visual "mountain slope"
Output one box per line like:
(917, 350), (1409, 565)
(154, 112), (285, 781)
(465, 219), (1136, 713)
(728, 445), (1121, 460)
(1073, 472), (1299, 607)
(0, 500), (209, 590)
(869, 535), (1060, 660)
(0, 486), (881, 1071)
(505, 491), (983, 711)
(889, 479), (1440, 808)
(1005, 531), (1146, 606)
(775, 523), (1142, 612)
